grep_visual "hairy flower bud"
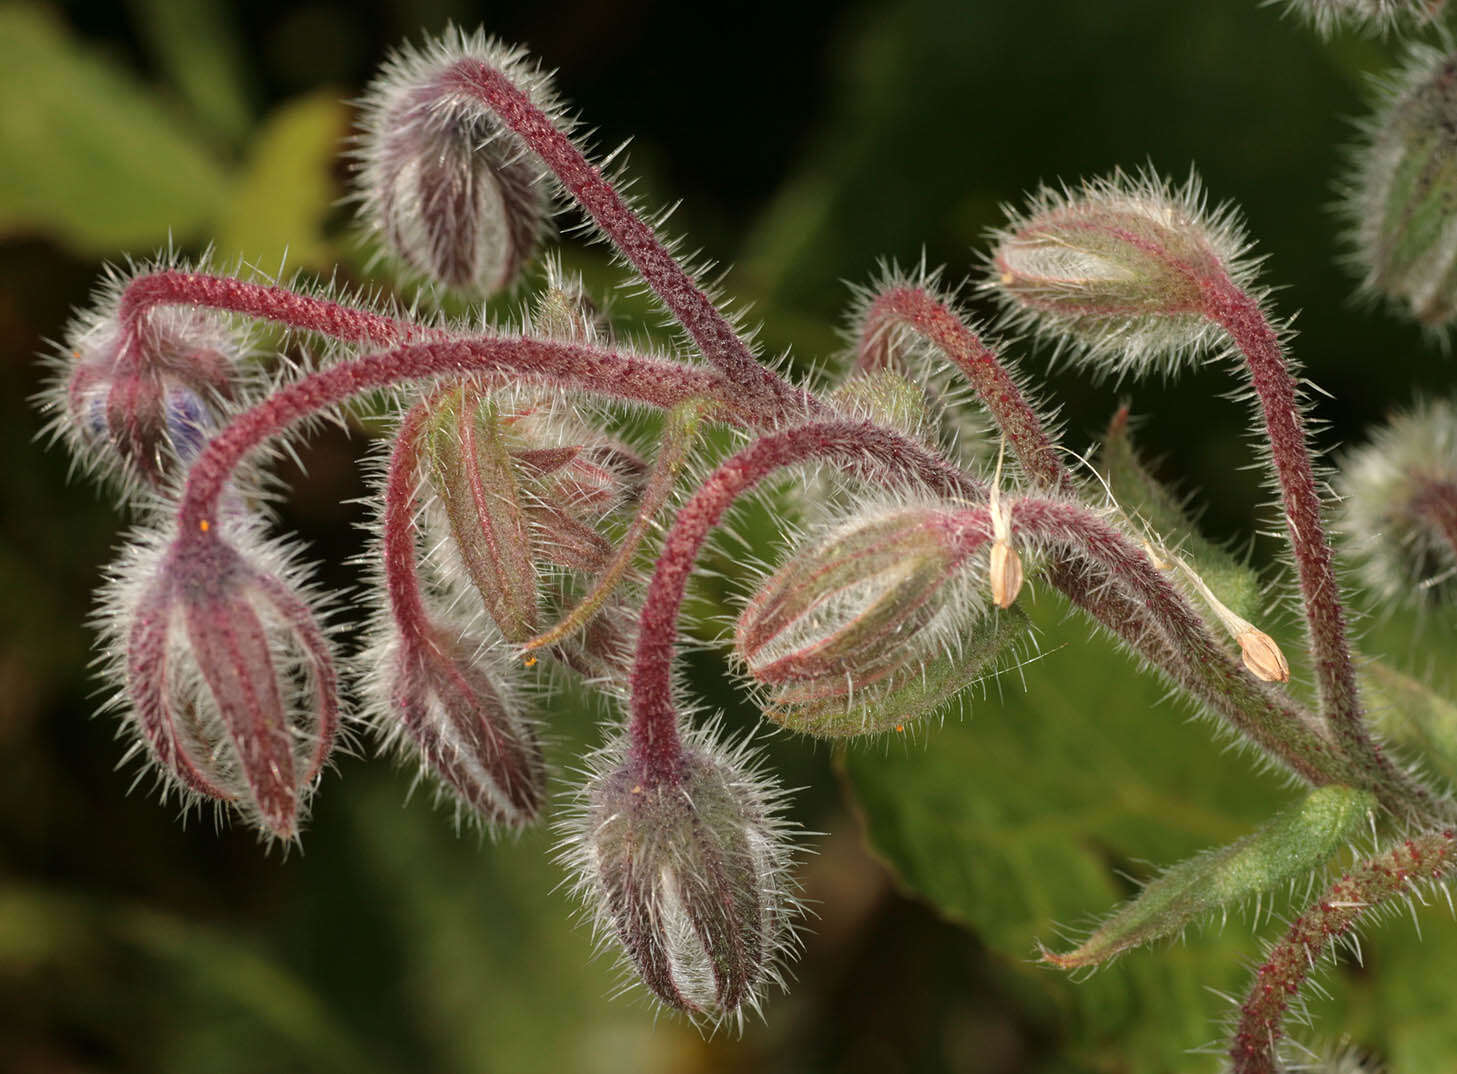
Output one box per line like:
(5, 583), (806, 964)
(1345, 45), (1457, 328)
(371, 612), (545, 827)
(354, 30), (554, 294)
(1337, 397), (1457, 605)
(561, 730), (799, 1027)
(736, 505), (970, 689)
(44, 279), (246, 491)
(1284, 0), (1445, 36)
(103, 524), (340, 840)
(987, 171), (1252, 377)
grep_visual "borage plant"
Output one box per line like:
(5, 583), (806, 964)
(38, 19), (1457, 1071)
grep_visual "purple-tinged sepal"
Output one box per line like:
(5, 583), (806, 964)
(559, 727), (801, 1029)
(100, 520), (341, 840)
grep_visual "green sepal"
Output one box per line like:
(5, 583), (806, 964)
(1046, 784), (1375, 969)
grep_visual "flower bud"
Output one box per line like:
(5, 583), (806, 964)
(988, 540), (1024, 609)
(1286, 0), (1445, 36)
(105, 524), (340, 840)
(1235, 627), (1291, 684)
(1337, 397), (1457, 605)
(372, 613), (545, 827)
(46, 290), (246, 491)
(562, 731), (799, 1026)
(988, 171), (1250, 377)
(1345, 45), (1457, 328)
(735, 505), (970, 690)
(355, 30), (554, 294)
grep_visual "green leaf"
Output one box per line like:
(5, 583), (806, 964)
(214, 89), (349, 274)
(841, 599), (1291, 1070)
(126, 0), (253, 142)
(0, 4), (228, 253)
(1048, 785), (1375, 969)
(1360, 657), (1457, 785)
(1098, 405), (1262, 624)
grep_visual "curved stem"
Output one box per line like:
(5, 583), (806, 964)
(176, 335), (743, 532)
(858, 283), (1340, 789)
(445, 59), (819, 424)
(628, 421), (985, 783)
(1230, 829), (1457, 1074)
(381, 403), (432, 643)
(118, 270), (434, 347)
(1200, 278), (1425, 811)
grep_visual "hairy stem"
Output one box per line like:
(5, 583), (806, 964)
(960, 498), (1355, 788)
(444, 59), (818, 423)
(1200, 278), (1429, 814)
(629, 421), (985, 783)
(1230, 829), (1457, 1074)
(177, 335), (741, 532)
(118, 270), (434, 348)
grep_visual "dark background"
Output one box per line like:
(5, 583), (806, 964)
(0, 1), (1450, 1072)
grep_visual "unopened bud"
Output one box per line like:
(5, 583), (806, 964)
(1337, 397), (1457, 606)
(736, 505), (969, 689)
(988, 170), (1250, 378)
(1346, 45), (1457, 327)
(355, 30), (554, 294)
(106, 524), (340, 840)
(563, 733), (799, 1025)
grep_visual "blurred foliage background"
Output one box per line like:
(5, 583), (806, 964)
(4, 1), (1457, 1071)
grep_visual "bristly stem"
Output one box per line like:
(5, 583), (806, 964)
(176, 335), (743, 533)
(381, 402), (432, 648)
(963, 498), (1354, 789)
(443, 58), (820, 424)
(1199, 277), (1429, 813)
(629, 421), (986, 784)
(117, 270), (436, 347)
(857, 282), (1347, 788)
(1229, 829), (1457, 1074)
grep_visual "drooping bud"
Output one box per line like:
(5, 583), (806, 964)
(44, 277), (247, 492)
(1345, 45), (1457, 328)
(354, 29), (554, 294)
(987, 170), (1252, 378)
(371, 611), (545, 827)
(103, 523), (340, 840)
(1337, 397), (1457, 605)
(561, 729), (800, 1026)
(736, 505), (971, 689)
(1284, 0), (1445, 37)
(734, 504), (1024, 737)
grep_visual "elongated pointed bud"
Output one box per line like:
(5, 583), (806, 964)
(354, 30), (554, 294)
(1345, 46), (1457, 328)
(1236, 627), (1291, 684)
(103, 523), (340, 840)
(1046, 785), (1374, 970)
(1338, 397), (1457, 606)
(987, 170), (1252, 378)
(561, 730), (800, 1027)
(988, 540), (1023, 609)
(376, 615), (545, 827)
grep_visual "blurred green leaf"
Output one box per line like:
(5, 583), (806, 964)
(841, 599), (1291, 1070)
(1361, 657), (1457, 786)
(214, 89), (349, 273)
(125, 0), (253, 143)
(0, 4), (228, 253)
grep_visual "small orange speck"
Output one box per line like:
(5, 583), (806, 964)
(199, 519), (210, 532)
(630, 784), (642, 794)
(71, 349), (81, 359)
(522, 655), (537, 667)
(895, 723), (905, 733)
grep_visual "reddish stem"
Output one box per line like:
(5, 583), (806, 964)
(1230, 829), (1457, 1074)
(1200, 278), (1426, 812)
(381, 404), (432, 643)
(444, 59), (818, 424)
(628, 421), (985, 783)
(176, 335), (739, 532)
(117, 270), (434, 350)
